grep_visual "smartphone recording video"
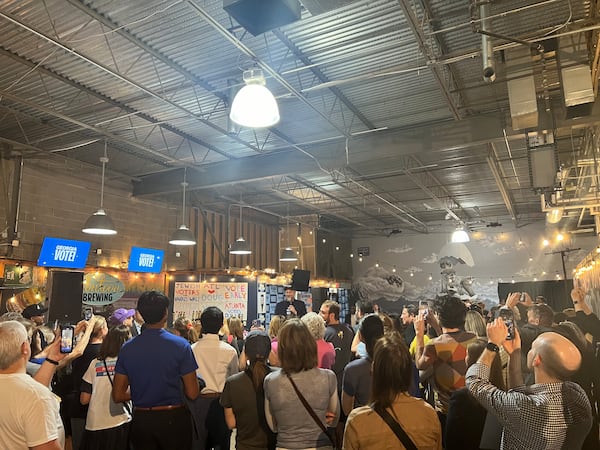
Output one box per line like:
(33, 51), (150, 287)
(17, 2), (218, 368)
(60, 325), (74, 353)
(498, 308), (515, 340)
(83, 306), (93, 321)
(419, 301), (429, 318)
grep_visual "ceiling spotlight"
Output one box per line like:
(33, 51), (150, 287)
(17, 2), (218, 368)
(451, 227), (470, 243)
(230, 69), (280, 128)
(546, 207), (563, 224)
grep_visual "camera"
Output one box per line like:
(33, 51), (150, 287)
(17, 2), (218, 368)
(60, 325), (74, 353)
(82, 306), (93, 321)
(497, 308), (515, 340)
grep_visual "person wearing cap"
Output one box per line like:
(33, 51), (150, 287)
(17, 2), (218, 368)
(221, 330), (276, 450)
(108, 308), (135, 328)
(22, 303), (50, 359)
(22, 302), (48, 326)
(274, 287), (307, 318)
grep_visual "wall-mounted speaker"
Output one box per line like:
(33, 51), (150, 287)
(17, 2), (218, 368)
(47, 270), (84, 324)
(291, 269), (310, 292)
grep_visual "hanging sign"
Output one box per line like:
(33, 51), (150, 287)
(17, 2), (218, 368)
(174, 282), (248, 320)
(82, 273), (125, 305)
(3, 264), (33, 288)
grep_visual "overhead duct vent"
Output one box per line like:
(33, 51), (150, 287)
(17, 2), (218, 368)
(558, 37), (595, 119)
(223, 0), (301, 36)
(507, 47), (538, 130)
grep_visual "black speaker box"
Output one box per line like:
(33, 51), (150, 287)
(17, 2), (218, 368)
(223, 0), (301, 36)
(291, 269), (310, 292)
(47, 271), (84, 324)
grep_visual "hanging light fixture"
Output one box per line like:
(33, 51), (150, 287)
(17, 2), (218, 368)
(82, 142), (117, 235)
(280, 203), (298, 262)
(169, 168), (196, 246)
(451, 226), (470, 243)
(229, 69), (280, 128)
(230, 205), (251, 255)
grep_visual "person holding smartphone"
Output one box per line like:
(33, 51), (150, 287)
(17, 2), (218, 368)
(467, 318), (592, 449)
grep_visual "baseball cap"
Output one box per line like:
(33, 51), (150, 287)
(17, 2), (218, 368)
(22, 303), (48, 319)
(244, 330), (271, 361)
(108, 308), (135, 326)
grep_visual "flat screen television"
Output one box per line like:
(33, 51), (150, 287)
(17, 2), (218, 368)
(128, 246), (165, 273)
(37, 237), (91, 269)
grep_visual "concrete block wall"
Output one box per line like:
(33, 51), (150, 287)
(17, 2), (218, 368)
(2, 156), (281, 272)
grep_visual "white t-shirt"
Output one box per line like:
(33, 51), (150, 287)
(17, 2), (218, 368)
(191, 334), (239, 393)
(82, 357), (132, 431)
(0, 372), (64, 450)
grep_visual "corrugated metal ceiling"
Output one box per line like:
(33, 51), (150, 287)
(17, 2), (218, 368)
(0, 0), (598, 236)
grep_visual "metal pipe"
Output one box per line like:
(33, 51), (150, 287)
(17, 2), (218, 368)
(480, 1), (496, 83)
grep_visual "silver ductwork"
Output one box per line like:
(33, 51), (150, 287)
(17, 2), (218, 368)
(480, 1), (495, 83)
(506, 47), (537, 129)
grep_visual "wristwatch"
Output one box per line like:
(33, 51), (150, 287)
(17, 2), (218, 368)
(486, 342), (500, 353)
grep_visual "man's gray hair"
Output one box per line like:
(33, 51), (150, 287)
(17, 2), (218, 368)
(0, 321), (28, 370)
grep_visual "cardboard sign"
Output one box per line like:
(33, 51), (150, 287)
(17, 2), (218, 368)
(174, 282), (248, 320)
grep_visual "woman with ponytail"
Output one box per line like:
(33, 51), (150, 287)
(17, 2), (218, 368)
(220, 330), (276, 450)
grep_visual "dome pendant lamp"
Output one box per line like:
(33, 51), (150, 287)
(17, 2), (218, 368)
(82, 141), (117, 235)
(169, 168), (196, 246)
(229, 205), (252, 255)
(229, 69), (280, 128)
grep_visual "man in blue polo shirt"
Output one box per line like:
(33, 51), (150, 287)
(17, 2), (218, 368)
(113, 291), (200, 450)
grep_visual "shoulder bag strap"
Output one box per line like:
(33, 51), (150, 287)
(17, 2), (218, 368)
(373, 406), (418, 450)
(286, 373), (334, 446)
(102, 359), (132, 415)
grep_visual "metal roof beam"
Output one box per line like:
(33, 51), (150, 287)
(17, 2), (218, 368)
(487, 145), (518, 225)
(396, 0), (462, 120)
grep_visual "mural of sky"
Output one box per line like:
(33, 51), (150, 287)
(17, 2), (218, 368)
(352, 221), (598, 305)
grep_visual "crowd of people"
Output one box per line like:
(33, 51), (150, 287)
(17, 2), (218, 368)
(0, 285), (599, 450)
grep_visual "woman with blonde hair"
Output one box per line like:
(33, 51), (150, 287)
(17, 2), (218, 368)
(301, 312), (335, 370)
(264, 319), (340, 449)
(464, 310), (487, 338)
(267, 315), (285, 367)
(227, 317), (245, 353)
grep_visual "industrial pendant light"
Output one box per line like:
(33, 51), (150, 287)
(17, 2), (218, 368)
(280, 203), (297, 262)
(451, 226), (470, 243)
(169, 168), (196, 246)
(82, 142), (117, 235)
(229, 205), (252, 255)
(229, 69), (280, 128)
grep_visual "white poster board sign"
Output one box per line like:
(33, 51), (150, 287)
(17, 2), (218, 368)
(173, 282), (248, 320)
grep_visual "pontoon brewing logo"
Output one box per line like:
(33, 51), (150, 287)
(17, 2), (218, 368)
(82, 273), (125, 305)
(138, 253), (155, 268)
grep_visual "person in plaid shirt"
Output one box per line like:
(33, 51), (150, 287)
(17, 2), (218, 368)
(467, 318), (592, 450)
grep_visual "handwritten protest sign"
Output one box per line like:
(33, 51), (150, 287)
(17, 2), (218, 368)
(173, 282), (248, 320)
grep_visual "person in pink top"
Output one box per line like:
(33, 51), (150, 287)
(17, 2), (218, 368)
(301, 312), (336, 370)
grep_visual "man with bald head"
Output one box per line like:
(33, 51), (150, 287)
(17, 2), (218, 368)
(466, 318), (592, 449)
